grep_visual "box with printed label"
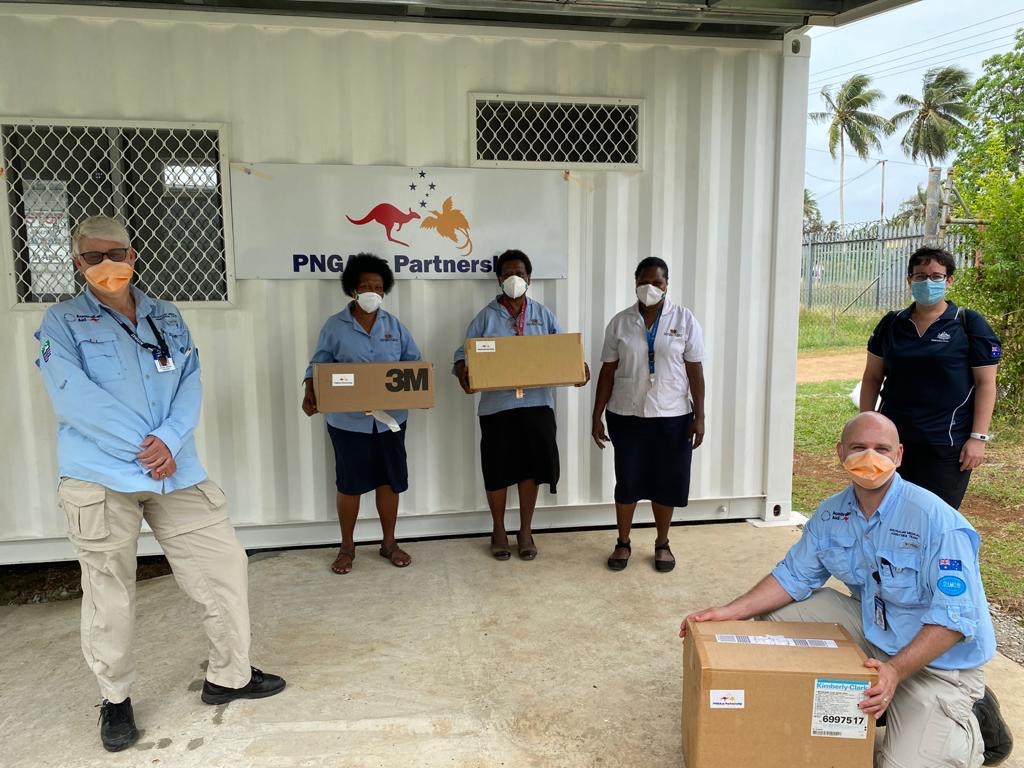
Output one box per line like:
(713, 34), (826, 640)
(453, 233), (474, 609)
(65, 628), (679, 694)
(464, 333), (586, 391)
(682, 620), (877, 768)
(313, 362), (434, 413)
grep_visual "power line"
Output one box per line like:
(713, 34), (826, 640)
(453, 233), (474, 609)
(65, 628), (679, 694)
(805, 170), (840, 183)
(815, 162), (881, 201)
(808, 38), (1016, 95)
(805, 147), (925, 168)
(808, 25), (1020, 86)
(808, 8), (1024, 77)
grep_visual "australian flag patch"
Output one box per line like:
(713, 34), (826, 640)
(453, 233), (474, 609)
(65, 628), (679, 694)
(938, 558), (963, 571)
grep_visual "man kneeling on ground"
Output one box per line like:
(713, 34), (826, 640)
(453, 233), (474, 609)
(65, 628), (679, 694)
(35, 216), (285, 752)
(681, 412), (1012, 768)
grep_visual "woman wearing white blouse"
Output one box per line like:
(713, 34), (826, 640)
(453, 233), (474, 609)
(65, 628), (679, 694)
(591, 257), (706, 573)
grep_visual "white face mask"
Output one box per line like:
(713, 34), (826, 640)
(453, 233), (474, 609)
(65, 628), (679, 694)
(355, 291), (383, 313)
(636, 284), (665, 307)
(501, 275), (528, 300)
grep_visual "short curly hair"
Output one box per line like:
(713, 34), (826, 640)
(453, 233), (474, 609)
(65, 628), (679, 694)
(495, 249), (533, 278)
(635, 256), (668, 281)
(341, 253), (395, 296)
(907, 246), (956, 278)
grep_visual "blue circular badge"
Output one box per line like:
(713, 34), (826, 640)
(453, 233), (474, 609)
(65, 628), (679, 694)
(937, 575), (967, 597)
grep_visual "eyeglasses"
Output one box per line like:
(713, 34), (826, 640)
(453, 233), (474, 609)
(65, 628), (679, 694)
(79, 248), (129, 266)
(909, 273), (948, 283)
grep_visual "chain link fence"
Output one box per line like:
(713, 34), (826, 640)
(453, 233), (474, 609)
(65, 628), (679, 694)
(1, 121), (229, 304)
(472, 94), (641, 168)
(801, 220), (973, 314)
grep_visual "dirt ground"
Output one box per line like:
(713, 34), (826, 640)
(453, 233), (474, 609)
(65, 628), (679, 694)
(796, 349), (866, 384)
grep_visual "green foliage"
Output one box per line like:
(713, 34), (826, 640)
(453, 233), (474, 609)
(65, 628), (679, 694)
(891, 66), (972, 166)
(793, 380), (859, 454)
(799, 309), (879, 352)
(951, 29), (1024, 190)
(950, 132), (1024, 415)
(803, 188), (824, 234)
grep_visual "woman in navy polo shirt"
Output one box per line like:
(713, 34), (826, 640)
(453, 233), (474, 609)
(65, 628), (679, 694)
(302, 254), (422, 574)
(859, 246), (1001, 508)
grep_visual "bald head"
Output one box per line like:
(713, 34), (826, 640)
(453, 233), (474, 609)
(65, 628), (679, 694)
(837, 412), (902, 467)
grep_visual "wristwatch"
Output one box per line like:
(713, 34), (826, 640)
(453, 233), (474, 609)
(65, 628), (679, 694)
(969, 432), (991, 442)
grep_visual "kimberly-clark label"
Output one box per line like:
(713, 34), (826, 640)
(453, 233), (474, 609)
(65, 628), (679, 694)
(709, 690), (745, 709)
(811, 679), (870, 739)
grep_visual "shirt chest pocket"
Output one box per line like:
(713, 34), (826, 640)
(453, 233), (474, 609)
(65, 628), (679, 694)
(877, 548), (926, 607)
(374, 336), (402, 361)
(73, 331), (125, 383)
(817, 529), (859, 585)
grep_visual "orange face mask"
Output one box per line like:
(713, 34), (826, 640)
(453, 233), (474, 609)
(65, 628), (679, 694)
(842, 448), (896, 490)
(84, 259), (134, 294)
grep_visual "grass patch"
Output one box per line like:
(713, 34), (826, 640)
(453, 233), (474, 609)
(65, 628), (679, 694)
(799, 309), (879, 352)
(793, 379), (859, 454)
(970, 418), (1024, 510)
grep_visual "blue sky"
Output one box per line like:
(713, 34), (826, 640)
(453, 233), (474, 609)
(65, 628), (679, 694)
(804, 0), (1024, 225)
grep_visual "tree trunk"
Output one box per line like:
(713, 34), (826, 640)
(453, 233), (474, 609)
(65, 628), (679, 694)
(839, 135), (846, 228)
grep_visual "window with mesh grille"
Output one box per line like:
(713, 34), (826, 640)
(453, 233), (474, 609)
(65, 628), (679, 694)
(1, 122), (229, 304)
(472, 95), (641, 168)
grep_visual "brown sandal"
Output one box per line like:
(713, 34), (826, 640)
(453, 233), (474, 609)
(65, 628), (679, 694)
(330, 546), (355, 574)
(379, 542), (412, 568)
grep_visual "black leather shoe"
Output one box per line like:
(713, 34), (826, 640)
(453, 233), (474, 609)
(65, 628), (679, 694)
(976, 686), (1013, 766)
(98, 698), (139, 752)
(201, 667), (286, 705)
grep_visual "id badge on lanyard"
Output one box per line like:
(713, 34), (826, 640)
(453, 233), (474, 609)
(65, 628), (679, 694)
(154, 351), (176, 372)
(646, 309), (662, 385)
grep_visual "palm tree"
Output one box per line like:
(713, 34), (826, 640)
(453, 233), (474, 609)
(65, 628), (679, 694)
(810, 74), (892, 227)
(890, 185), (927, 227)
(891, 66), (972, 167)
(803, 188), (823, 234)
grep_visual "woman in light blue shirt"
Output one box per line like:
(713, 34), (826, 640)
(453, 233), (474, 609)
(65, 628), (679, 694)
(302, 254), (422, 575)
(453, 249), (588, 561)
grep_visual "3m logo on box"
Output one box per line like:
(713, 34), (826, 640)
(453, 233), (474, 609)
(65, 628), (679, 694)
(709, 690), (745, 709)
(385, 367), (430, 393)
(332, 373), (355, 387)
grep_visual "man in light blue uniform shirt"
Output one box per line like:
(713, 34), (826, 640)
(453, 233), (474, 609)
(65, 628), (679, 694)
(36, 216), (284, 753)
(682, 412), (1010, 768)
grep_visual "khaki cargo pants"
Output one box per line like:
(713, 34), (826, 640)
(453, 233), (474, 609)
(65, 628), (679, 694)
(57, 477), (252, 703)
(766, 588), (985, 768)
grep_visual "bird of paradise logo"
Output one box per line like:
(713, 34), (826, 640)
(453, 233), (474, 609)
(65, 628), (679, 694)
(420, 196), (473, 256)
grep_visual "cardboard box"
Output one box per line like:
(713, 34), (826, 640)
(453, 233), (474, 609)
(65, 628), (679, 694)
(683, 620), (877, 768)
(313, 362), (434, 413)
(464, 333), (586, 391)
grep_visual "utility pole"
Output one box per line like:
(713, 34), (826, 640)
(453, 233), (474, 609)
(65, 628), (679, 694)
(874, 160), (886, 309)
(923, 167), (941, 246)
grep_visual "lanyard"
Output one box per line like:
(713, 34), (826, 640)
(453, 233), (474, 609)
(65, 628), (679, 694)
(644, 305), (663, 377)
(499, 296), (528, 336)
(101, 307), (171, 362)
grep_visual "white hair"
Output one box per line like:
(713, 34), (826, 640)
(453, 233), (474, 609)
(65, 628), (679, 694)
(71, 215), (130, 257)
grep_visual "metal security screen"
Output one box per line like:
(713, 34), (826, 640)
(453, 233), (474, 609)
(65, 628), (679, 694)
(1, 121), (229, 303)
(472, 94), (642, 169)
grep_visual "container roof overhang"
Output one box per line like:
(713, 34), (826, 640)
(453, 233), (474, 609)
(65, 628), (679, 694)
(9, 0), (920, 39)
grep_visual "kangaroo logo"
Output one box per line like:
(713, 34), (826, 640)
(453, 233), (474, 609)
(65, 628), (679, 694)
(346, 203), (421, 247)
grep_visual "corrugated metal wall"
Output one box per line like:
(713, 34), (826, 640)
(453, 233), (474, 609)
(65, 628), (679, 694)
(0, 5), (806, 562)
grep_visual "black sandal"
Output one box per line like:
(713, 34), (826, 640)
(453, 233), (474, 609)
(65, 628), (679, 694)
(607, 539), (631, 571)
(490, 534), (512, 561)
(655, 540), (676, 573)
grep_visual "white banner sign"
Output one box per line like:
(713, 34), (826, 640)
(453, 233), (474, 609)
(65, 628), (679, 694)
(230, 164), (568, 279)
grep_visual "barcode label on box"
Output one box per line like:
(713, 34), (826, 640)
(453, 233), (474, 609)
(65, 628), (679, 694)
(331, 373), (355, 387)
(715, 634), (838, 648)
(475, 340), (496, 353)
(811, 679), (870, 739)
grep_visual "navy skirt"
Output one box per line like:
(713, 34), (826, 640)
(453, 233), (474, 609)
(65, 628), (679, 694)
(479, 406), (559, 493)
(327, 423), (409, 496)
(606, 411), (694, 508)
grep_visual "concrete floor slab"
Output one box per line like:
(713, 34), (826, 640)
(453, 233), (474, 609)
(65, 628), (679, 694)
(2, 523), (1021, 767)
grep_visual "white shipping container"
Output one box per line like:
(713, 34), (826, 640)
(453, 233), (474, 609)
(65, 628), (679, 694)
(0, 3), (811, 563)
